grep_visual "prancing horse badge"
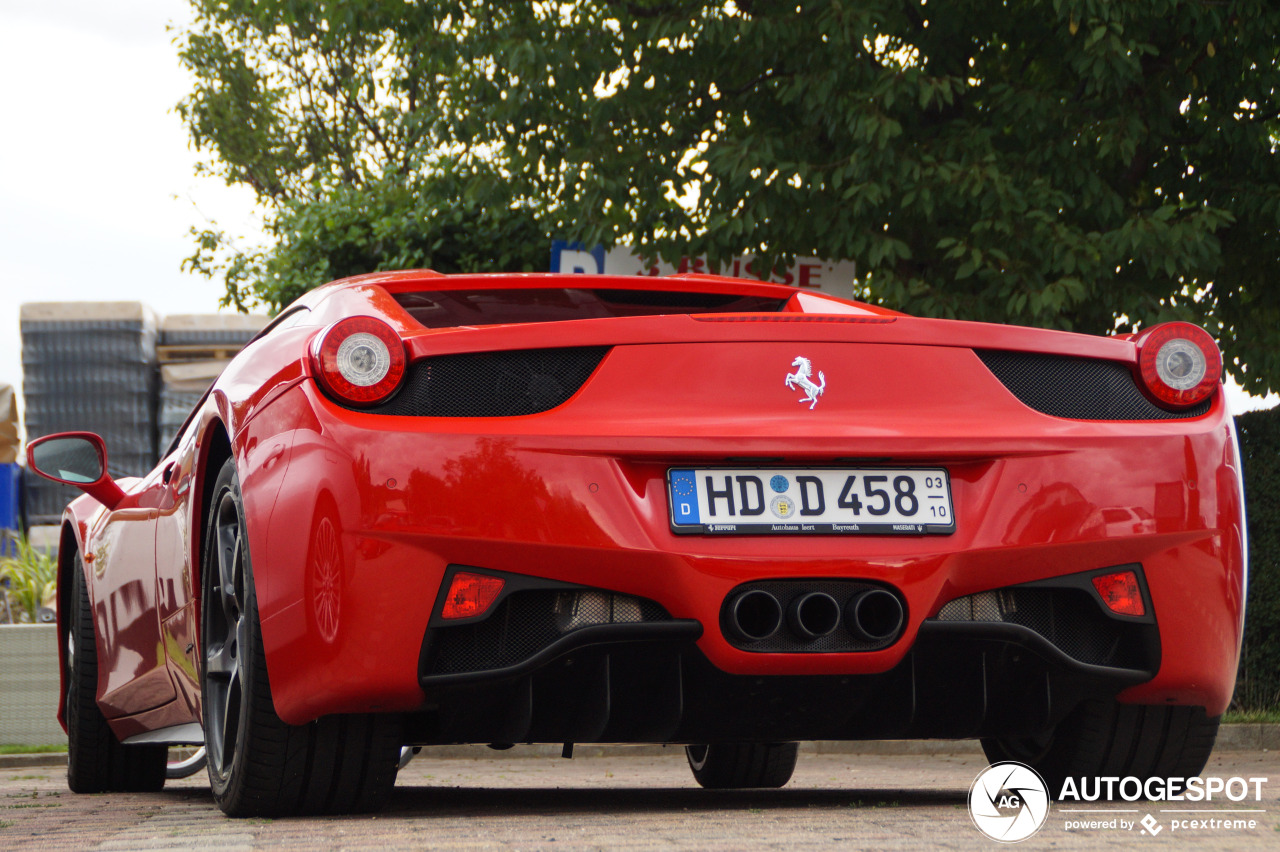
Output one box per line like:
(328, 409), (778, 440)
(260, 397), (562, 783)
(785, 356), (826, 410)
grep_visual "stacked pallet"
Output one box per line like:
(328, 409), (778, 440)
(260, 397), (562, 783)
(158, 314), (269, 451)
(20, 307), (271, 523)
(20, 302), (159, 523)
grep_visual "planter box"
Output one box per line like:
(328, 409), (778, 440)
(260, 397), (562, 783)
(0, 624), (65, 745)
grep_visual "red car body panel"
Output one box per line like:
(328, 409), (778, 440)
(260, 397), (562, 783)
(48, 272), (1245, 743)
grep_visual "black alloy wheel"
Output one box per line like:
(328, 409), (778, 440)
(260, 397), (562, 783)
(200, 458), (402, 816)
(202, 463), (250, 790)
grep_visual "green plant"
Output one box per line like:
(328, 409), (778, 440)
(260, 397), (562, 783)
(1223, 709), (1280, 724)
(0, 532), (57, 624)
(1233, 408), (1280, 713)
(0, 745), (67, 755)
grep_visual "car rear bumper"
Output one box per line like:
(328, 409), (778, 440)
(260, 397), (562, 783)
(242, 357), (1245, 728)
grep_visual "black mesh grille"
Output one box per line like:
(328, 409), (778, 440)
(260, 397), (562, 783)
(427, 590), (670, 675)
(933, 588), (1145, 668)
(976, 349), (1210, 420)
(360, 347), (609, 417)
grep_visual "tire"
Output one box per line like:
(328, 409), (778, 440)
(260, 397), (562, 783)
(201, 458), (401, 816)
(981, 699), (1220, 800)
(64, 552), (166, 793)
(685, 742), (799, 789)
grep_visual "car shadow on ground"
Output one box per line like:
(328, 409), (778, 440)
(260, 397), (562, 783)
(383, 785), (967, 817)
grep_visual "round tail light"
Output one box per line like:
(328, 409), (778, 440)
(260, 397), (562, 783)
(311, 317), (407, 406)
(1133, 321), (1221, 409)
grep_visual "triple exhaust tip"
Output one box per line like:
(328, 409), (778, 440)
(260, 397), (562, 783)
(728, 588), (905, 645)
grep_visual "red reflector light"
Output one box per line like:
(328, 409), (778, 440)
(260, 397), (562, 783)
(1091, 571), (1145, 617)
(440, 572), (506, 620)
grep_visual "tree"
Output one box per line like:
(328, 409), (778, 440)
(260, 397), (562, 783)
(178, 1), (1280, 394)
(178, 0), (549, 309)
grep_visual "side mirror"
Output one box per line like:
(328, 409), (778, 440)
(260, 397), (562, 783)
(27, 432), (126, 510)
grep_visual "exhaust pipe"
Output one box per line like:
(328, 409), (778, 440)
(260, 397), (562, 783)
(727, 589), (783, 642)
(845, 589), (905, 642)
(787, 592), (841, 641)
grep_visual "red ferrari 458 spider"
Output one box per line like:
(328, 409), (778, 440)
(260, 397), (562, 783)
(27, 271), (1246, 816)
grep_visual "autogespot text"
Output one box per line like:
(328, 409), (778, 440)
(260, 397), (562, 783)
(1058, 775), (1268, 802)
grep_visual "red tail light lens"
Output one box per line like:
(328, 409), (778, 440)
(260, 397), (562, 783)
(1134, 321), (1221, 409)
(1091, 570), (1146, 617)
(440, 572), (506, 620)
(311, 317), (407, 406)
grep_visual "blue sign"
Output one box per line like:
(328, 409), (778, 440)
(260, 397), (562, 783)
(669, 469), (700, 525)
(551, 240), (605, 274)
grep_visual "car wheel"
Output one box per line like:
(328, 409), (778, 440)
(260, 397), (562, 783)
(201, 458), (401, 816)
(685, 742), (799, 789)
(65, 552), (166, 793)
(981, 699), (1220, 799)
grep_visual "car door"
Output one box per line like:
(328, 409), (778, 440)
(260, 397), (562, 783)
(153, 432), (202, 711)
(90, 464), (177, 718)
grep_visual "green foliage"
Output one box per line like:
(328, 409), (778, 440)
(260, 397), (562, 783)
(224, 169), (546, 310)
(0, 533), (57, 625)
(179, 1), (1280, 395)
(1234, 408), (1280, 712)
(1223, 708), (1280, 724)
(177, 0), (548, 308)
(0, 744), (67, 755)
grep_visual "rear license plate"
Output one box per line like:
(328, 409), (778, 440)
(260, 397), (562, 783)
(668, 467), (955, 535)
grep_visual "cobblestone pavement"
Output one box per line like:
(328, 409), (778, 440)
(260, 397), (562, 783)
(1, 748), (1276, 850)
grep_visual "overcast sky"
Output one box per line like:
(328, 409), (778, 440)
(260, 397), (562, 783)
(0, 0), (260, 409)
(0, 1), (1273, 435)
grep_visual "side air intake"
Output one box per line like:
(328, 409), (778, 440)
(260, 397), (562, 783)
(976, 350), (1211, 420)
(349, 347), (609, 417)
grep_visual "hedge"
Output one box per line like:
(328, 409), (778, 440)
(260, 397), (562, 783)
(1234, 407), (1280, 712)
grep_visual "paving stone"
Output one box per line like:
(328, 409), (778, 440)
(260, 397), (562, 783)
(2, 751), (1277, 850)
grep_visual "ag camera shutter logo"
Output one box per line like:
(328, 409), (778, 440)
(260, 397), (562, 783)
(968, 762), (1051, 843)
